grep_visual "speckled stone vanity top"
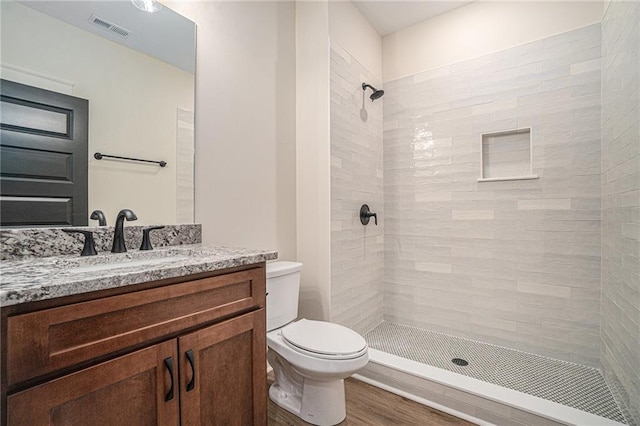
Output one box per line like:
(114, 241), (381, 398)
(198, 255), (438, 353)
(0, 244), (277, 307)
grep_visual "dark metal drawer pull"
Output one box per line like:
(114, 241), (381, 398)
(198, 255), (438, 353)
(186, 349), (195, 392)
(164, 357), (175, 401)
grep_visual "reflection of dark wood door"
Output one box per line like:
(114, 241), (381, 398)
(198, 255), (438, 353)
(0, 79), (88, 226)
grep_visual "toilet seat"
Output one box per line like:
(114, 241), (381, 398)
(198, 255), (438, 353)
(281, 319), (368, 360)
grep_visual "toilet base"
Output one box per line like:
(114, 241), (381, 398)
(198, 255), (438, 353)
(266, 323), (369, 426)
(269, 378), (346, 426)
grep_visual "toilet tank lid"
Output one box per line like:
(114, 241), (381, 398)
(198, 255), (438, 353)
(266, 261), (303, 279)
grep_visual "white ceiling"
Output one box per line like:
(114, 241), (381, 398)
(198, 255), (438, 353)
(19, 1), (196, 73)
(353, 1), (474, 36)
(20, 1), (472, 70)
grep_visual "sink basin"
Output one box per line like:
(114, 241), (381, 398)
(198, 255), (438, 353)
(66, 255), (190, 274)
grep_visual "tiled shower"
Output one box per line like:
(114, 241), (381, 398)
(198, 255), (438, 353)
(383, 23), (602, 368)
(329, 2), (639, 425)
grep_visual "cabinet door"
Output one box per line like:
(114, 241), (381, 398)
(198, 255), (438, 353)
(7, 340), (179, 426)
(179, 309), (266, 426)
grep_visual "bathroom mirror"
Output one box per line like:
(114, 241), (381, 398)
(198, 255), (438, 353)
(0, 0), (196, 226)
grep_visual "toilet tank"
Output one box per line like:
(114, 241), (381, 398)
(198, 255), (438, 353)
(266, 261), (303, 332)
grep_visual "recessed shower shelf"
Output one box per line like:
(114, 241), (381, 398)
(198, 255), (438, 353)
(480, 128), (534, 181)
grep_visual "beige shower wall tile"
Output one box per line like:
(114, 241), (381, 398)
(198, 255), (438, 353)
(517, 199), (572, 210)
(452, 210), (495, 220)
(517, 282), (572, 298)
(601, 2), (640, 424)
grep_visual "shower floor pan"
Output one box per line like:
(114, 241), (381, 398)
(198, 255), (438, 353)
(358, 322), (627, 425)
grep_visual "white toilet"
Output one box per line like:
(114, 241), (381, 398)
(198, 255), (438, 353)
(266, 261), (369, 426)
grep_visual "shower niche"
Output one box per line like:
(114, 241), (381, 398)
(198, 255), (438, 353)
(479, 128), (538, 182)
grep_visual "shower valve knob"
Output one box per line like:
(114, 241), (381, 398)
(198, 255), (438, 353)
(360, 204), (378, 226)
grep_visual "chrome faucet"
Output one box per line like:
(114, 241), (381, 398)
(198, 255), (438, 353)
(111, 209), (138, 253)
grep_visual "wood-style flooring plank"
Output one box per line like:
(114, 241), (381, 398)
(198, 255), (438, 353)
(267, 372), (473, 426)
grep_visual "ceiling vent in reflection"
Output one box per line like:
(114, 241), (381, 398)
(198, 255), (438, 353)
(88, 15), (131, 38)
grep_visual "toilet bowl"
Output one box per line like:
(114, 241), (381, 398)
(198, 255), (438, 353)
(266, 261), (369, 426)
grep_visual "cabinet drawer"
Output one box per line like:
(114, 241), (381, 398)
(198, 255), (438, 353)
(7, 267), (265, 386)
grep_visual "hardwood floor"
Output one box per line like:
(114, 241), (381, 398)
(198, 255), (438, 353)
(267, 373), (473, 426)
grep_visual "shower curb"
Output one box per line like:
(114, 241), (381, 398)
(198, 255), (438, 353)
(352, 373), (492, 425)
(358, 349), (626, 426)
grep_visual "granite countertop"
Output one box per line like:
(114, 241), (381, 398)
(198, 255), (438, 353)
(0, 244), (278, 307)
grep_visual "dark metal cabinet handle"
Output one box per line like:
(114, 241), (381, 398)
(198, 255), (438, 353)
(186, 349), (195, 392)
(164, 357), (174, 402)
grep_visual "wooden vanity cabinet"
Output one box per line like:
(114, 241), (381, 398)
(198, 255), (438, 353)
(1, 264), (267, 426)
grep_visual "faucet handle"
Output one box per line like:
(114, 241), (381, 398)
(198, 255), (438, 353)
(63, 229), (98, 256)
(140, 226), (165, 251)
(360, 204), (378, 226)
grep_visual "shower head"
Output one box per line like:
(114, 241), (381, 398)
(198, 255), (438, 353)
(362, 82), (384, 102)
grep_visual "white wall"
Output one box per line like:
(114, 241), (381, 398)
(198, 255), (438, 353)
(1, 1), (194, 225)
(383, 1), (604, 82)
(295, 1), (332, 321)
(329, 1), (382, 82)
(169, 1), (297, 260)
